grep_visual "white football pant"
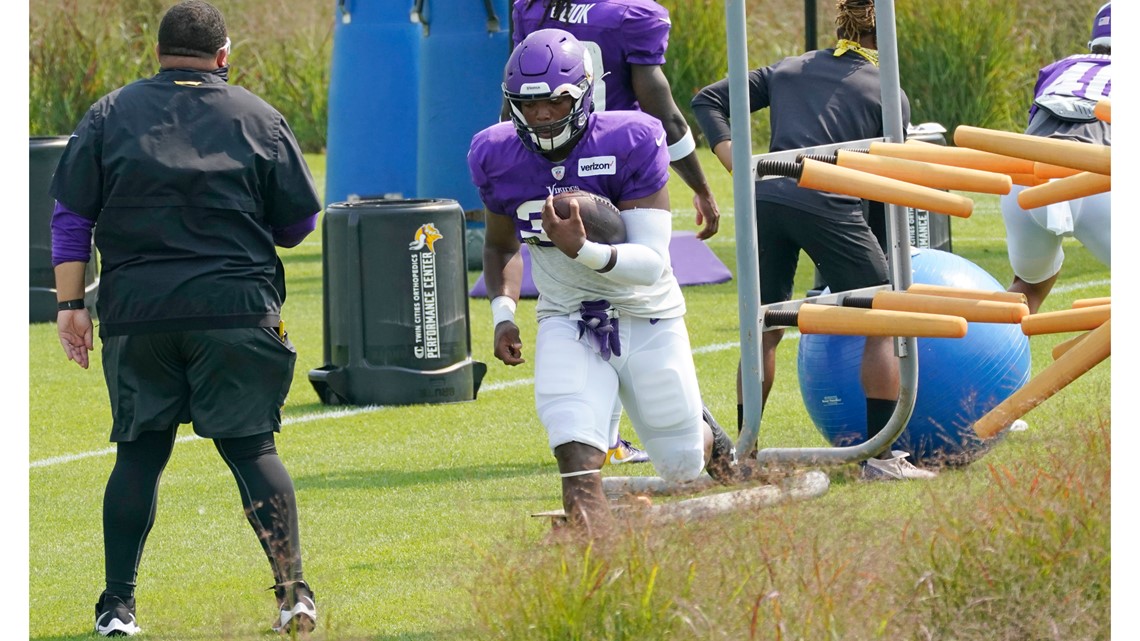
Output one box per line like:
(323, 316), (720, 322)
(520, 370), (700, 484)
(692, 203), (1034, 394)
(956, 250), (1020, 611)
(534, 314), (705, 482)
(1001, 185), (1110, 284)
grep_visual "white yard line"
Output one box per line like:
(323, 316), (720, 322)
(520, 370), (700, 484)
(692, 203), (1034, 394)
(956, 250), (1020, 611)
(29, 278), (1106, 470)
(1051, 279), (1110, 294)
(30, 379), (539, 469)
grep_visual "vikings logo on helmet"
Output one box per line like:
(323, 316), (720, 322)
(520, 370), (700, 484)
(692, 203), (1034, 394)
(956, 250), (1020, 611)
(408, 223), (443, 252)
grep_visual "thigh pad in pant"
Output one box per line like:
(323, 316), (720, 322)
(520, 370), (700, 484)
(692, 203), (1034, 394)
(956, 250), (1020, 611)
(617, 317), (705, 482)
(534, 316), (618, 454)
(1002, 187), (1065, 284)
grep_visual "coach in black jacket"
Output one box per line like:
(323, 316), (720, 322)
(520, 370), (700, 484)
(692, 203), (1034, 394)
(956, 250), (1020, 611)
(50, 1), (319, 635)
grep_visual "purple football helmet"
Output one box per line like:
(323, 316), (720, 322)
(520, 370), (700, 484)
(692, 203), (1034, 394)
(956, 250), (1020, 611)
(503, 28), (595, 153)
(1089, 2), (1110, 50)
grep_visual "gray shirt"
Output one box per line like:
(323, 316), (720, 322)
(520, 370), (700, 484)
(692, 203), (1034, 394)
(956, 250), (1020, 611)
(692, 48), (911, 218)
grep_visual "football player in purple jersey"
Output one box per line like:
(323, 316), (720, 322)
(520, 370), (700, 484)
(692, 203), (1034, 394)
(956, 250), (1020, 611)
(469, 29), (736, 536)
(512, 0), (722, 467)
(511, 0), (719, 241)
(1000, 2), (1110, 314)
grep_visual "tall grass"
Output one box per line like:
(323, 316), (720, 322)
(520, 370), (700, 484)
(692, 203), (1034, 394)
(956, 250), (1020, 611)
(896, 0), (1027, 133)
(659, 0), (815, 151)
(470, 416), (1111, 640)
(657, 0), (727, 146)
(902, 422), (1111, 639)
(29, 0), (165, 137)
(28, 0), (331, 152)
(655, 0), (1106, 150)
(28, 0), (1106, 152)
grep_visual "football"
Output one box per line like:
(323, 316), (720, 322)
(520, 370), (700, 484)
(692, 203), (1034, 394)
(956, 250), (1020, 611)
(551, 190), (627, 244)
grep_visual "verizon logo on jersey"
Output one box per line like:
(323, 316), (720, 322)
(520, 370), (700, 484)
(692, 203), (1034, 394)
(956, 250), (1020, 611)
(578, 155), (616, 176)
(552, 3), (593, 24)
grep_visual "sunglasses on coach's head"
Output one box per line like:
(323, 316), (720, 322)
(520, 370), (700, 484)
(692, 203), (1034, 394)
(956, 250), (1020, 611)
(219, 37), (231, 55)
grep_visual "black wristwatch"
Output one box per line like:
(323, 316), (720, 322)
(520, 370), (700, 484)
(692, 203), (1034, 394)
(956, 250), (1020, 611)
(57, 299), (85, 311)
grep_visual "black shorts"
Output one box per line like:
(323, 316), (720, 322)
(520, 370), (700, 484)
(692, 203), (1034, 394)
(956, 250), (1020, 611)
(757, 200), (890, 305)
(100, 327), (297, 442)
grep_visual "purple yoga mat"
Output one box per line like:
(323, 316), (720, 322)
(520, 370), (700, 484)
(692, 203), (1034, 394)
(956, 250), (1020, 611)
(469, 232), (732, 298)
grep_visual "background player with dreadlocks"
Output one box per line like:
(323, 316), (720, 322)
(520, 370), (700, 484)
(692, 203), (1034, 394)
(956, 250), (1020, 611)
(512, 0), (723, 466)
(1000, 2), (1110, 315)
(692, 0), (934, 480)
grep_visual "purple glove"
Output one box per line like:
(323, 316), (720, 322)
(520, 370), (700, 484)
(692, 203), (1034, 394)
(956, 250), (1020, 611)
(577, 300), (621, 361)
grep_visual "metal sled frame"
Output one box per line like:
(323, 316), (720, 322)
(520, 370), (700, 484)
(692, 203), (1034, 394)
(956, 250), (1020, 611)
(728, 0), (918, 465)
(598, 0), (915, 506)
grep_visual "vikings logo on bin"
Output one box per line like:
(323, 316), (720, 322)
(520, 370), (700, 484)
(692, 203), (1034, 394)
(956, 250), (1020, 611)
(409, 223), (443, 252)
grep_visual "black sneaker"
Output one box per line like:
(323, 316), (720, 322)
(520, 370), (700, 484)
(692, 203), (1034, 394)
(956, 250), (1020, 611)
(272, 580), (317, 634)
(94, 592), (141, 637)
(703, 405), (739, 484)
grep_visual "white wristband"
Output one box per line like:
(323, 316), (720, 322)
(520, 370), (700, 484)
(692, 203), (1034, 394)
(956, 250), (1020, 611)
(573, 240), (612, 271)
(667, 129), (696, 162)
(490, 295), (517, 327)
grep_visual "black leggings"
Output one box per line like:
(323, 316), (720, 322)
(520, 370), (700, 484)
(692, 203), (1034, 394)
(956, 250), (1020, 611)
(103, 429), (304, 597)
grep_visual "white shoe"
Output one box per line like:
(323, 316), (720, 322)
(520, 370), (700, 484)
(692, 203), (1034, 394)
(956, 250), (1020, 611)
(862, 451), (938, 481)
(1009, 419), (1029, 431)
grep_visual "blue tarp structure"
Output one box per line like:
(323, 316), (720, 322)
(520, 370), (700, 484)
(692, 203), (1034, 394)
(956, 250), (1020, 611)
(326, 1), (510, 211)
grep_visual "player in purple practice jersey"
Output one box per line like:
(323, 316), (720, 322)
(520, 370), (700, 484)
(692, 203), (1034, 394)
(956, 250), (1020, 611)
(470, 29), (736, 536)
(513, 0), (722, 467)
(512, 0), (719, 240)
(1000, 2), (1110, 314)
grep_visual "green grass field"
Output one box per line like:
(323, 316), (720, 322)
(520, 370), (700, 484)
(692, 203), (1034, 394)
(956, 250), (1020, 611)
(28, 148), (1110, 639)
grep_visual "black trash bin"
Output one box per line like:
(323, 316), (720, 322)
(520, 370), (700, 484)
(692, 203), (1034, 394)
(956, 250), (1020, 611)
(30, 136), (99, 323)
(309, 198), (486, 405)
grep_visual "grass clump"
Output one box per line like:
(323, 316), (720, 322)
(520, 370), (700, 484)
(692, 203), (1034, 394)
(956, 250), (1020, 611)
(902, 422), (1110, 639)
(469, 416), (1110, 640)
(473, 538), (701, 640)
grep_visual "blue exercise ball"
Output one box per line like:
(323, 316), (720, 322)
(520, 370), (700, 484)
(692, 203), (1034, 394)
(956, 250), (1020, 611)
(796, 248), (1031, 465)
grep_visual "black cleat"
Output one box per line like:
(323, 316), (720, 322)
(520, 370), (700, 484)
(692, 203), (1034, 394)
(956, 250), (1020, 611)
(272, 580), (317, 634)
(703, 405), (739, 484)
(94, 592), (140, 637)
